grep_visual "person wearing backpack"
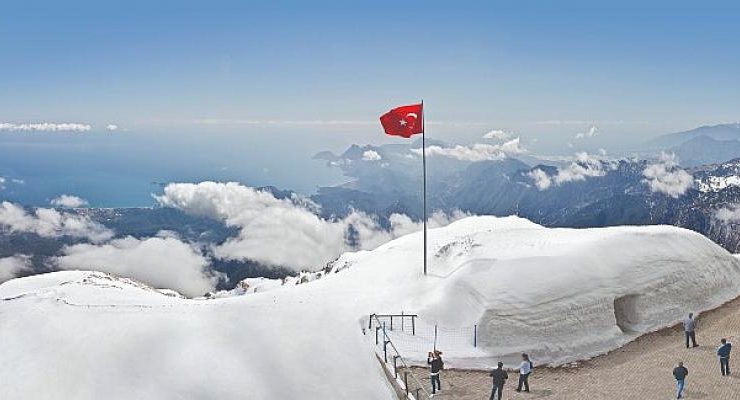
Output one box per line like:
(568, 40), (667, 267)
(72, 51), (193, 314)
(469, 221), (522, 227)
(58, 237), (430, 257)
(717, 338), (732, 376)
(515, 353), (533, 392)
(427, 350), (444, 395)
(489, 361), (508, 400)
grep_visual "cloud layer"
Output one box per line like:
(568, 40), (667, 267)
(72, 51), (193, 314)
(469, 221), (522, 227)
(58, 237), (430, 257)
(0, 255), (31, 283)
(715, 205), (740, 223)
(54, 234), (218, 297)
(575, 125), (598, 139)
(482, 129), (512, 140)
(642, 152), (693, 198)
(361, 150), (382, 161)
(156, 182), (465, 271)
(412, 138), (526, 162)
(528, 152), (608, 190)
(0, 201), (112, 242)
(0, 123), (91, 132)
(51, 195), (89, 208)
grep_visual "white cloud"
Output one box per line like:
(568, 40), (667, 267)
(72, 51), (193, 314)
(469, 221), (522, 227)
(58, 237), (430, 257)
(528, 152), (607, 190)
(0, 202), (113, 242)
(155, 182), (466, 271)
(0, 177), (26, 190)
(412, 138), (527, 162)
(482, 129), (512, 140)
(715, 205), (740, 223)
(51, 195), (89, 208)
(642, 152), (693, 198)
(0, 123), (91, 132)
(361, 150), (382, 161)
(54, 235), (218, 297)
(527, 169), (552, 190)
(106, 124), (119, 131)
(554, 152), (606, 184)
(575, 125), (598, 139)
(0, 255), (32, 283)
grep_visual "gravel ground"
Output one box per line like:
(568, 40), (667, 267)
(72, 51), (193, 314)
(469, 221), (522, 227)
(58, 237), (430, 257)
(410, 296), (740, 400)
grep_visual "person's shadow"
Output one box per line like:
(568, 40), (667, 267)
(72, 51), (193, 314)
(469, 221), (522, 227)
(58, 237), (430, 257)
(683, 388), (709, 398)
(524, 389), (554, 398)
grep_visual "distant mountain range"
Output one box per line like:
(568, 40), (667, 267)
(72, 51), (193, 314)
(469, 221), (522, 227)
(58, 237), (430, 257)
(313, 139), (740, 253)
(6, 123), (740, 289)
(643, 123), (740, 166)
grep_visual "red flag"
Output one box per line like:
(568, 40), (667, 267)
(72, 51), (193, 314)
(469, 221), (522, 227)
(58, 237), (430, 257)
(380, 103), (424, 138)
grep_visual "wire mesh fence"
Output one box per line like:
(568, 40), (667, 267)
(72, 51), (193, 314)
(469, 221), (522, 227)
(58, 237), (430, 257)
(365, 313), (486, 398)
(368, 313), (479, 363)
(367, 314), (432, 400)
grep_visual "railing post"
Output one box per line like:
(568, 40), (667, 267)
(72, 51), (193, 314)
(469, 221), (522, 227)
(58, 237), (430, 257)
(401, 311), (404, 332)
(404, 372), (409, 396)
(474, 324), (477, 347)
(415, 388), (422, 399)
(368, 314), (373, 330)
(433, 324), (438, 351)
(412, 316), (416, 336)
(393, 355), (400, 378)
(383, 322), (389, 363)
(390, 315), (393, 331)
(375, 326), (380, 345)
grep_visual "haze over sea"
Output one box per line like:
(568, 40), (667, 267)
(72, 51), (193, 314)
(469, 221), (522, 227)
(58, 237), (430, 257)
(0, 131), (346, 207)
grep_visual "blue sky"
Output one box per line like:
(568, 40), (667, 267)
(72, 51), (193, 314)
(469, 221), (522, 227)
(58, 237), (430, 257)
(1, 1), (740, 205)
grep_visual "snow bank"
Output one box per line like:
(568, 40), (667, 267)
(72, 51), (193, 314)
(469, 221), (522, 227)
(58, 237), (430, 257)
(0, 271), (395, 400)
(2, 216), (740, 399)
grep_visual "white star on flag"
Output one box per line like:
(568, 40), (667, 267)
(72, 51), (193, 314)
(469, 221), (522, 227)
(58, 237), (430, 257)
(399, 119), (407, 126)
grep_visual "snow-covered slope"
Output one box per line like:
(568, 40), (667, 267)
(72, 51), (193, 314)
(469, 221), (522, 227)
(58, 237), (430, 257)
(2, 216), (740, 399)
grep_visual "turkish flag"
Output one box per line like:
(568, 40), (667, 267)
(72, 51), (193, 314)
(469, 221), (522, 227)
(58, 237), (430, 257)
(380, 103), (424, 138)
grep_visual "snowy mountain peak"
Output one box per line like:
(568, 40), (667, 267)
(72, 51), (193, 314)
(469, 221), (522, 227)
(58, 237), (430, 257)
(3, 216), (740, 399)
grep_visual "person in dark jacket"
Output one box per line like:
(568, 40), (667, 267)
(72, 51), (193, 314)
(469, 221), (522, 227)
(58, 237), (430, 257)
(427, 350), (444, 395)
(673, 361), (688, 399)
(489, 362), (508, 400)
(718, 338), (732, 376)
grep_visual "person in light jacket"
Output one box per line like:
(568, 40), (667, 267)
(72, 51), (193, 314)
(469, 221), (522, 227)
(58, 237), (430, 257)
(515, 353), (533, 392)
(683, 313), (698, 348)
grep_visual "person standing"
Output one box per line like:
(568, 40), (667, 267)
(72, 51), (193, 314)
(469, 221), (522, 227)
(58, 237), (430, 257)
(673, 361), (689, 399)
(489, 362), (508, 400)
(684, 313), (698, 348)
(427, 350), (444, 395)
(718, 338), (732, 376)
(515, 353), (532, 393)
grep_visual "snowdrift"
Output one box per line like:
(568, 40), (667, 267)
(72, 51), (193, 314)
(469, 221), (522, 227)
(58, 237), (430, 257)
(2, 216), (740, 399)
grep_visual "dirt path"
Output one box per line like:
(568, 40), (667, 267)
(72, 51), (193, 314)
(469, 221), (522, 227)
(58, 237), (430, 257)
(411, 296), (740, 400)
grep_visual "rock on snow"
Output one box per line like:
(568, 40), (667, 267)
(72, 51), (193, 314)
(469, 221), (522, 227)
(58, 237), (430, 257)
(2, 216), (740, 399)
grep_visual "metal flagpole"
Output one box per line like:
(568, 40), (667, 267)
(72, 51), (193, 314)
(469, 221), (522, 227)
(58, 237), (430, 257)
(421, 99), (427, 275)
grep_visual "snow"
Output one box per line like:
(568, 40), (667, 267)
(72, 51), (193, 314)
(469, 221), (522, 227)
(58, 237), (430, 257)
(2, 216), (740, 399)
(697, 174), (740, 192)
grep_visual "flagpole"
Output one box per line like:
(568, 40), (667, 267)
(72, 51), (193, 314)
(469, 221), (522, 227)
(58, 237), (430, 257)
(421, 99), (427, 276)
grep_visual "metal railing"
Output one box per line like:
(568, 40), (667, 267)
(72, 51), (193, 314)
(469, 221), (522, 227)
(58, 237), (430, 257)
(368, 313), (432, 400)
